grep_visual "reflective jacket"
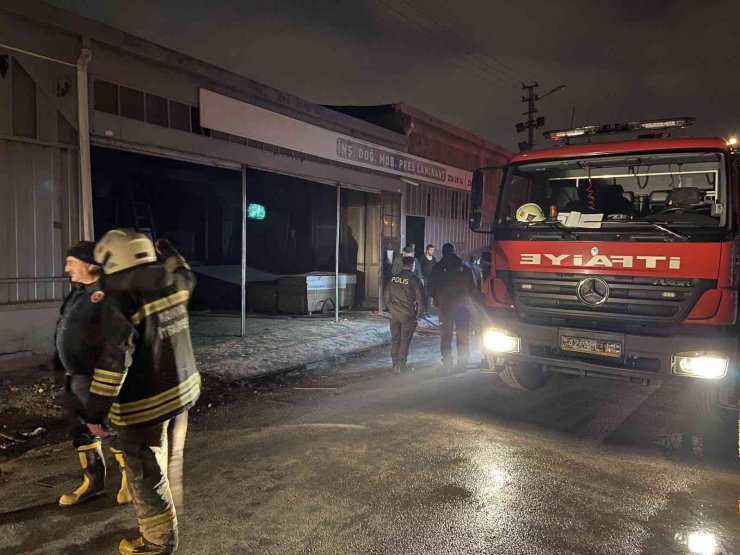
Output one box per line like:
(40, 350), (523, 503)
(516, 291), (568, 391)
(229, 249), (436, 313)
(383, 269), (426, 320)
(85, 243), (200, 427)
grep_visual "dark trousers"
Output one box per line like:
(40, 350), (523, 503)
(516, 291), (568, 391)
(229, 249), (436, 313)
(66, 375), (111, 447)
(117, 411), (189, 552)
(438, 302), (471, 360)
(390, 317), (417, 364)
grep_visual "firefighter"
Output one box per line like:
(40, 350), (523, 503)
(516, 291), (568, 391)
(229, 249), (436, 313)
(383, 256), (426, 372)
(427, 243), (479, 373)
(53, 241), (131, 507)
(87, 230), (200, 555)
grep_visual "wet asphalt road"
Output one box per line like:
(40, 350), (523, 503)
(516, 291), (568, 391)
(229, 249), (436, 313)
(0, 335), (738, 554)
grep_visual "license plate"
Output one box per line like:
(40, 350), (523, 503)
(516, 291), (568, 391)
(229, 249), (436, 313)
(560, 336), (623, 358)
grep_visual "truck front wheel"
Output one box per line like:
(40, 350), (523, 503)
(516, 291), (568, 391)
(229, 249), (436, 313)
(498, 362), (551, 390)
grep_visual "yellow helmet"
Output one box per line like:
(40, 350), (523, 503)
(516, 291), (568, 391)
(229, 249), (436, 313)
(516, 203), (545, 223)
(94, 229), (157, 274)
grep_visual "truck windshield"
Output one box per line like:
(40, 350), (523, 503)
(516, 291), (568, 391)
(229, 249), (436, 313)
(497, 151), (726, 231)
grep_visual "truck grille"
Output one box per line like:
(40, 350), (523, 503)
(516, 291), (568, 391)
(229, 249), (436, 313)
(501, 272), (714, 325)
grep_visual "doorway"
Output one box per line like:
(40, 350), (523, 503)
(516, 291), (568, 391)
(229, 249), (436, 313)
(405, 215), (426, 259)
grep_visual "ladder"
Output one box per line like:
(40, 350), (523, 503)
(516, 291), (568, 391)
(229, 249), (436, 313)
(129, 179), (156, 239)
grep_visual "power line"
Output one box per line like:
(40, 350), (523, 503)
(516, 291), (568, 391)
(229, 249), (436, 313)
(377, 0), (519, 89)
(372, 0), (521, 92)
(395, 0), (533, 86)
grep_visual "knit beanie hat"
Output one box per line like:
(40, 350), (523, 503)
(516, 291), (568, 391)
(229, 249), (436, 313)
(66, 241), (98, 265)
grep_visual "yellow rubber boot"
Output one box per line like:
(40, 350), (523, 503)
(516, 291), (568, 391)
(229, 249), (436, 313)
(110, 447), (132, 505)
(59, 441), (106, 507)
(119, 536), (172, 554)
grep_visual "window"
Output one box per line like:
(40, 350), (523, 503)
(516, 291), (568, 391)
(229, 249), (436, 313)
(145, 93), (168, 126)
(120, 86), (145, 121)
(169, 100), (190, 132)
(12, 59), (36, 137)
(93, 80), (119, 115)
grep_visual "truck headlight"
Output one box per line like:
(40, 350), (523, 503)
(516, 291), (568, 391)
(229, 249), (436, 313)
(672, 352), (728, 379)
(483, 329), (520, 353)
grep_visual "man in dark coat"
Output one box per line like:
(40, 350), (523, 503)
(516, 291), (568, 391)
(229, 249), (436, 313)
(427, 243), (479, 373)
(53, 241), (132, 508)
(419, 244), (437, 284)
(383, 257), (426, 372)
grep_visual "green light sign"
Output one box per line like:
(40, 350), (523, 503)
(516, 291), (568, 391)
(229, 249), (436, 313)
(247, 203), (266, 220)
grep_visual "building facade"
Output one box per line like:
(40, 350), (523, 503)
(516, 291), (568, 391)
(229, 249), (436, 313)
(0, 0), (511, 362)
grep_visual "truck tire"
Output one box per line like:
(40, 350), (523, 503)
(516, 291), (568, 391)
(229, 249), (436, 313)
(692, 384), (732, 423)
(498, 363), (551, 391)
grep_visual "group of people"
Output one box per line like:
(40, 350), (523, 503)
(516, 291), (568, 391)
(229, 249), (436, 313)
(53, 230), (199, 555)
(384, 242), (480, 373)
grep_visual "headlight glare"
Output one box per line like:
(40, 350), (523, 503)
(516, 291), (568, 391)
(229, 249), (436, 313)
(672, 351), (728, 379)
(483, 329), (520, 353)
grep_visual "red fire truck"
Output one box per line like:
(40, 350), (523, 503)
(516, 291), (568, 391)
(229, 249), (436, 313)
(469, 118), (739, 454)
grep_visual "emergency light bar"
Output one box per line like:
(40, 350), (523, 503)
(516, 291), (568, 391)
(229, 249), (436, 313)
(544, 117), (695, 141)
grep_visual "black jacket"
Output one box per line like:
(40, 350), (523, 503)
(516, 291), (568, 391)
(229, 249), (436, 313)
(427, 254), (478, 306)
(383, 269), (426, 320)
(85, 243), (200, 427)
(54, 281), (105, 376)
(419, 255), (437, 283)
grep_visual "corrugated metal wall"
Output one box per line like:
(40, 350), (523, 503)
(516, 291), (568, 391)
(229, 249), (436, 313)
(0, 48), (81, 305)
(405, 182), (489, 257)
(0, 140), (79, 303)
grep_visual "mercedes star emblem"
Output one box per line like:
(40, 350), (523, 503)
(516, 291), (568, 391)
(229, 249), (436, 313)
(576, 277), (610, 306)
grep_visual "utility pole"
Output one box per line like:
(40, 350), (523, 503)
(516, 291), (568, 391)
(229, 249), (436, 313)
(515, 82), (566, 151)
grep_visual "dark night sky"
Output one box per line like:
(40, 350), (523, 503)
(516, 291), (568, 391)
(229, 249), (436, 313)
(47, 0), (740, 150)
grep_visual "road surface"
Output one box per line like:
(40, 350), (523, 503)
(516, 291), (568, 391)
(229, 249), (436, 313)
(0, 336), (738, 554)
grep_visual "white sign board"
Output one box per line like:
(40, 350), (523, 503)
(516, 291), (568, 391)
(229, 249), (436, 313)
(199, 89), (472, 190)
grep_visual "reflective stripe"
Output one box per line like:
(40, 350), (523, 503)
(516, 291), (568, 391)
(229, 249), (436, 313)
(78, 441), (102, 452)
(165, 257), (191, 272)
(93, 368), (124, 383)
(92, 376), (122, 386)
(90, 381), (121, 397)
(130, 290), (189, 325)
(109, 382), (200, 426)
(138, 507), (176, 527)
(110, 373), (200, 415)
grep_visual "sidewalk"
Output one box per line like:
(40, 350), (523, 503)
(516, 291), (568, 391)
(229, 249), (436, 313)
(191, 311), (394, 381)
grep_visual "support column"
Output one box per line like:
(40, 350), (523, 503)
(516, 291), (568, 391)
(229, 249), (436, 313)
(241, 165), (247, 337)
(335, 185), (340, 323)
(76, 43), (93, 240)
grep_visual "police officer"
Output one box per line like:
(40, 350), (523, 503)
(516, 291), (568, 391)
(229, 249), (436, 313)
(427, 243), (479, 373)
(53, 241), (131, 507)
(383, 256), (426, 372)
(87, 230), (200, 555)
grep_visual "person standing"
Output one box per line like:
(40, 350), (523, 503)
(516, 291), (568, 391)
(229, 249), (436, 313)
(53, 241), (131, 508)
(87, 231), (200, 555)
(383, 257), (426, 372)
(391, 245), (418, 276)
(427, 243), (478, 373)
(419, 244), (437, 284)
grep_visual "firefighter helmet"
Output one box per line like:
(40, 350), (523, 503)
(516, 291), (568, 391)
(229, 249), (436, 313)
(516, 203), (545, 223)
(94, 229), (157, 274)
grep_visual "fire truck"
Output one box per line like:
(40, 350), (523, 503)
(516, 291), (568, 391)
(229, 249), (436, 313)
(469, 118), (739, 454)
